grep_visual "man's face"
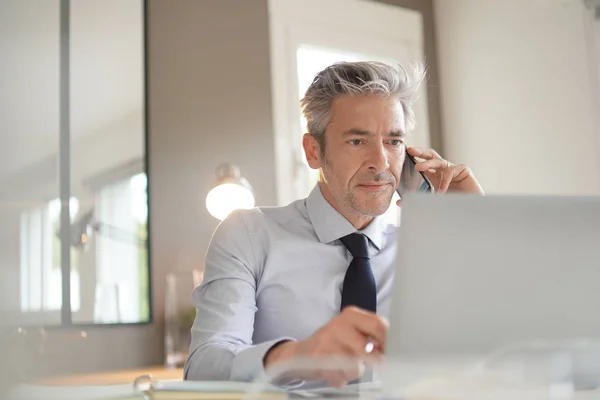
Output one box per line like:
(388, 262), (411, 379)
(304, 95), (406, 219)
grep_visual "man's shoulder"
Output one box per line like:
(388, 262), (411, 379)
(218, 198), (307, 233)
(207, 199), (308, 263)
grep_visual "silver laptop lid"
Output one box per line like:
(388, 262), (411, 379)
(387, 194), (600, 357)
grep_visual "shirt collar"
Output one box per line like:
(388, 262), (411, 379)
(305, 183), (385, 251)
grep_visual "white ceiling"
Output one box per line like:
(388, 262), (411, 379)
(0, 0), (144, 179)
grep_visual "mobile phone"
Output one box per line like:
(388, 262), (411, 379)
(396, 150), (433, 199)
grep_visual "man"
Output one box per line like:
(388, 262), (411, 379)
(184, 61), (484, 387)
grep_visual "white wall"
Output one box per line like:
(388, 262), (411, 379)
(435, 0), (600, 196)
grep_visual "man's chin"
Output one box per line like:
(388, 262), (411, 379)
(345, 190), (393, 216)
(355, 192), (393, 209)
(354, 201), (391, 217)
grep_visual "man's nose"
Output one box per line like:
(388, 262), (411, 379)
(367, 143), (390, 172)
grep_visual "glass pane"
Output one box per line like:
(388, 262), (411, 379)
(69, 0), (149, 324)
(1, 0), (62, 327)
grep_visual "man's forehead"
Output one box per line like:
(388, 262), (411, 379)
(331, 95), (404, 116)
(328, 96), (406, 131)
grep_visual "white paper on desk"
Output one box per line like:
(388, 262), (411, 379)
(289, 381), (381, 398)
(153, 380), (284, 393)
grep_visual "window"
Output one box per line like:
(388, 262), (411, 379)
(4, 0), (149, 327)
(19, 197), (80, 313)
(93, 173), (148, 323)
(18, 171), (149, 324)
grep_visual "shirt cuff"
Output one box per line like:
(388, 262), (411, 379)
(230, 338), (296, 383)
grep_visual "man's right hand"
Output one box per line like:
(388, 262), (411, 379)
(263, 306), (388, 387)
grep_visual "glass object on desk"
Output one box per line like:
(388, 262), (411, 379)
(165, 269), (202, 369)
(249, 355), (383, 399)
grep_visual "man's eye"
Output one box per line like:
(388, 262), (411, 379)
(349, 139), (362, 145)
(389, 139), (404, 146)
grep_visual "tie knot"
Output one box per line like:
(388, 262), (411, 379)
(339, 233), (370, 259)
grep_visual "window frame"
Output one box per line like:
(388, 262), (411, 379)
(14, 0), (152, 329)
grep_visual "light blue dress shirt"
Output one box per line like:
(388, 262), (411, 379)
(184, 184), (398, 382)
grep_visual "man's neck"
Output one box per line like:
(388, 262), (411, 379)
(317, 181), (374, 230)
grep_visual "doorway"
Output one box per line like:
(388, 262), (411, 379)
(268, 0), (430, 224)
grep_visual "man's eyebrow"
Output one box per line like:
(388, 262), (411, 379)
(343, 128), (372, 136)
(342, 128), (406, 137)
(389, 129), (406, 137)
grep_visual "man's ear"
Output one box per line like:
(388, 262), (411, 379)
(302, 133), (322, 169)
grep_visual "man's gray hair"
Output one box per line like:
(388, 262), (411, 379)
(300, 61), (426, 151)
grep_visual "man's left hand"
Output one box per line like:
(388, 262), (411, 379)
(408, 147), (484, 195)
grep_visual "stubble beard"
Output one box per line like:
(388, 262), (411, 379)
(321, 156), (393, 218)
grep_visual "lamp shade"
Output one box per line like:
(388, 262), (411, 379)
(206, 163), (255, 220)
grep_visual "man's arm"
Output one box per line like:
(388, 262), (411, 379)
(183, 210), (292, 382)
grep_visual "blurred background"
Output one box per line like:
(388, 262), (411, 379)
(0, 0), (599, 392)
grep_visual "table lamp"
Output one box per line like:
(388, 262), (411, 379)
(205, 163), (255, 220)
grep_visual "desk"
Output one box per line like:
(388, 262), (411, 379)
(34, 366), (183, 386)
(26, 370), (600, 400)
(26, 366), (288, 400)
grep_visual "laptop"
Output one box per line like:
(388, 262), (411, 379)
(382, 193), (600, 396)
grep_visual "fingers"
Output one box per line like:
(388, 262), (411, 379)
(323, 370), (350, 388)
(413, 158), (454, 193)
(407, 146), (442, 161)
(438, 167), (454, 193)
(414, 158), (450, 173)
(408, 147), (456, 194)
(407, 148), (483, 195)
(289, 307), (388, 387)
(340, 307), (388, 353)
(334, 321), (376, 357)
(322, 360), (364, 387)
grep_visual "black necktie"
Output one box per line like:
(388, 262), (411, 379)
(339, 233), (377, 313)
